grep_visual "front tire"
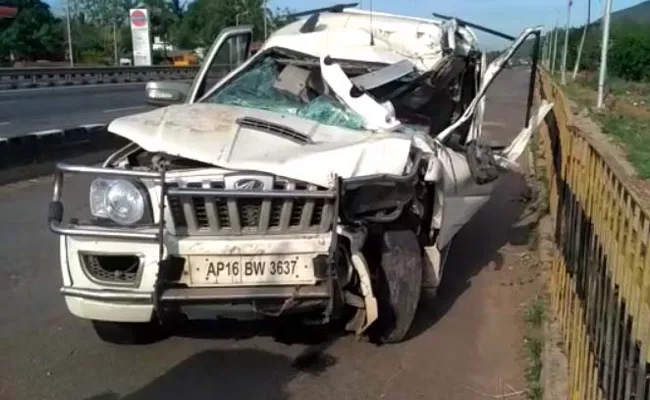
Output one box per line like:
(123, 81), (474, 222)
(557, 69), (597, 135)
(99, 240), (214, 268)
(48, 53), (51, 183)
(92, 320), (165, 345)
(372, 229), (423, 344)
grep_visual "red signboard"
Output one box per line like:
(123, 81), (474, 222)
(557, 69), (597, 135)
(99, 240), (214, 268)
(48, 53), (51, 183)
(0, 5), (17, 18)
(130, 10), (147, 28)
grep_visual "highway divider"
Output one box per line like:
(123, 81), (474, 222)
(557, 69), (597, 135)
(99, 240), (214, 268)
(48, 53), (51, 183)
(0, 64), (230, 91)
(0, 125), (128, 185)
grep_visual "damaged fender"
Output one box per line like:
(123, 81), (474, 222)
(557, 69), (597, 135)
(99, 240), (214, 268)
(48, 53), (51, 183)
(336, 226), (378, 335)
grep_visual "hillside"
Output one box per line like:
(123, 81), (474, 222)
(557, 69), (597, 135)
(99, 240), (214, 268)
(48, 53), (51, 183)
(493, 0), (650, 58)
(608, 0), (650, 25)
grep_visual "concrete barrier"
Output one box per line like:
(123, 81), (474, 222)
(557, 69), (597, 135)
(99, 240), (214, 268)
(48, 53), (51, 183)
(0, 125), (128, 185)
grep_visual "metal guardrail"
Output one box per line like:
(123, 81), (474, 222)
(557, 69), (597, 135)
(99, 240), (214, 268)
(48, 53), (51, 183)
(0, 64), (232, 90)
(538, 69), (650, 399)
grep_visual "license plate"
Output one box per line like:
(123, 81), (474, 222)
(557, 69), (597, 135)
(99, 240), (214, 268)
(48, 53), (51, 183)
(187, 254), (316, 286)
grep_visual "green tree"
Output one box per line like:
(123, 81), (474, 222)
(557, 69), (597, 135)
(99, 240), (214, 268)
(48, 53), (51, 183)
(608, 23), (650, 81)
(0, 0), (64, 62)
(174, 0), (293, 49)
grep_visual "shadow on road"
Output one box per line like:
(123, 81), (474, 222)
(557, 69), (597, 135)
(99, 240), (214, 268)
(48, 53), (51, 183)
(409, 171), (536, 338)
(85, 349), (308, 400)
(83, 320), (341, 400)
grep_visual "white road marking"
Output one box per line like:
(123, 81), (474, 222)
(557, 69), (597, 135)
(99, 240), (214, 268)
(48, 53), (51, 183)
(103, 105), (146, 114)
(0, 100), (17, 104)
(0, 121), (11, 126)
(0, 81), (146, 94)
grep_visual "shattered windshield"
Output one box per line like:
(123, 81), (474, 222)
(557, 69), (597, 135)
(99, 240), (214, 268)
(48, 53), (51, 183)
(204, 56), (366, 130)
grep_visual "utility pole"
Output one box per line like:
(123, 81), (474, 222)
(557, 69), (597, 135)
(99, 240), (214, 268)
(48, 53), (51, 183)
(65, 0), (74, 66)
(544, 31), (551, 67)
(551, 23), (560, 74)
(541, 32), (546, 67)
(572, 0), (591, 80)
(597, 0), (613, 108)
(561, 0), (572, 85)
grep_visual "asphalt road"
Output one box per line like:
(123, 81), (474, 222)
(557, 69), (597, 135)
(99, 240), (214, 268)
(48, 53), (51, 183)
(0, 84), (155, 139)
(0, 68), (538, 400)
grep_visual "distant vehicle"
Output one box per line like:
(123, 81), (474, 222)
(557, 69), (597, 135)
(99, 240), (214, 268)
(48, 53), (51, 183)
(48, 4), (550, 345)
(168, 51), (199, 67)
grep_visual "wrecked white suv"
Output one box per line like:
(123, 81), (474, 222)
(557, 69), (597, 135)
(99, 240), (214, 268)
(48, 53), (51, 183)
(48, 5), (551, 344)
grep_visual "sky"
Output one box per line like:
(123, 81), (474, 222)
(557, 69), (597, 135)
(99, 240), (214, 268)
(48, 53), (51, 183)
(45, 0), (648, 50)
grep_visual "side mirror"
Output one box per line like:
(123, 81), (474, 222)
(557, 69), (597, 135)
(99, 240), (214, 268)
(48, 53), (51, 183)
(145, 81), (190, 106)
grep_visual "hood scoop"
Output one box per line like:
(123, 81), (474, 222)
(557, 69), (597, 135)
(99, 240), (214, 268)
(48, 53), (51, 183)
(237, 116), (313, 145)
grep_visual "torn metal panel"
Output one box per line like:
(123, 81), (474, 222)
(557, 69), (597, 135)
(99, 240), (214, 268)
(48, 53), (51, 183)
(495, 100), (554, 170)
(320, 55), (400, 131)
(261, 10), (479, 73)
(436, 26), (544, 144)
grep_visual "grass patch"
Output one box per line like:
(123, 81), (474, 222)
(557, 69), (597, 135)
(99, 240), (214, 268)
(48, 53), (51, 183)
(558, 76), (650, 178)
(596, 113), (650, 178)
(524, 297), (546, 400)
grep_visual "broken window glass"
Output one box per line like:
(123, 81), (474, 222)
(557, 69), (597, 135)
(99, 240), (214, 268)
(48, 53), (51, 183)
(205, 57), (366, 131)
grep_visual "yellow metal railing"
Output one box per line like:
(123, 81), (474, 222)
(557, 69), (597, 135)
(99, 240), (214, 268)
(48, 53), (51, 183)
(538, 70), (650, 400)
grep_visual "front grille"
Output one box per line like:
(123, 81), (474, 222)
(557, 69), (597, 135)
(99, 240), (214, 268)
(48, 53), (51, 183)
(166, 179), (335, 236)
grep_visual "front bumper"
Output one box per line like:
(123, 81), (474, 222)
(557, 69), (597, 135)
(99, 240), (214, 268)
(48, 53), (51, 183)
(61, 284), (333, 322)
(50, 163), (341, 323)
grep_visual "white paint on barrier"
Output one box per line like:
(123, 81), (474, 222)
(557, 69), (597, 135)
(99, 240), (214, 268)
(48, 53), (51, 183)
(103, 105), (146, 114)
(80, 124), (106, 129)
(29, 129), (64, 136)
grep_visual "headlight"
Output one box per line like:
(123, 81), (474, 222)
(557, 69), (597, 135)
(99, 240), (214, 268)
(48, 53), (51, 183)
(90, 178), (147, 225)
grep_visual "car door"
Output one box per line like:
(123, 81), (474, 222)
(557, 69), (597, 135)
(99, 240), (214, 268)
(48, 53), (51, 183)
(434, 26), (552, 249)
(187, 26), (254, 104)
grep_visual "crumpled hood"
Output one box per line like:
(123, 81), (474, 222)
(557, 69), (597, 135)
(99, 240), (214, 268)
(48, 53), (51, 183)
(107, 103), (415, 187)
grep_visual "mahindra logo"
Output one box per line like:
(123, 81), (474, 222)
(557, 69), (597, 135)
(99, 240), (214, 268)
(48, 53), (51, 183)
(233, 179), (265, 191)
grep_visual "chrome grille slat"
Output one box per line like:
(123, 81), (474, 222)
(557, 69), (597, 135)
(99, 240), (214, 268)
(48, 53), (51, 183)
(279, 182), (295, 231)
(204, 196), (220, 232)
(319, 202), (334, 232)
(258, 199), (272, 234)
(166, 178), (334, 236)
(300, 200), (316, 231)
(181, 197), (198, 232)
(227, 199), (241, 234)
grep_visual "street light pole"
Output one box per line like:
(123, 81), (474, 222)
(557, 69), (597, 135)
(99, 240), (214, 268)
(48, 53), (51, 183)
(561, 0), (572, 85)
(597, 0), (613, 108)
(65, 0), (74, 66)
